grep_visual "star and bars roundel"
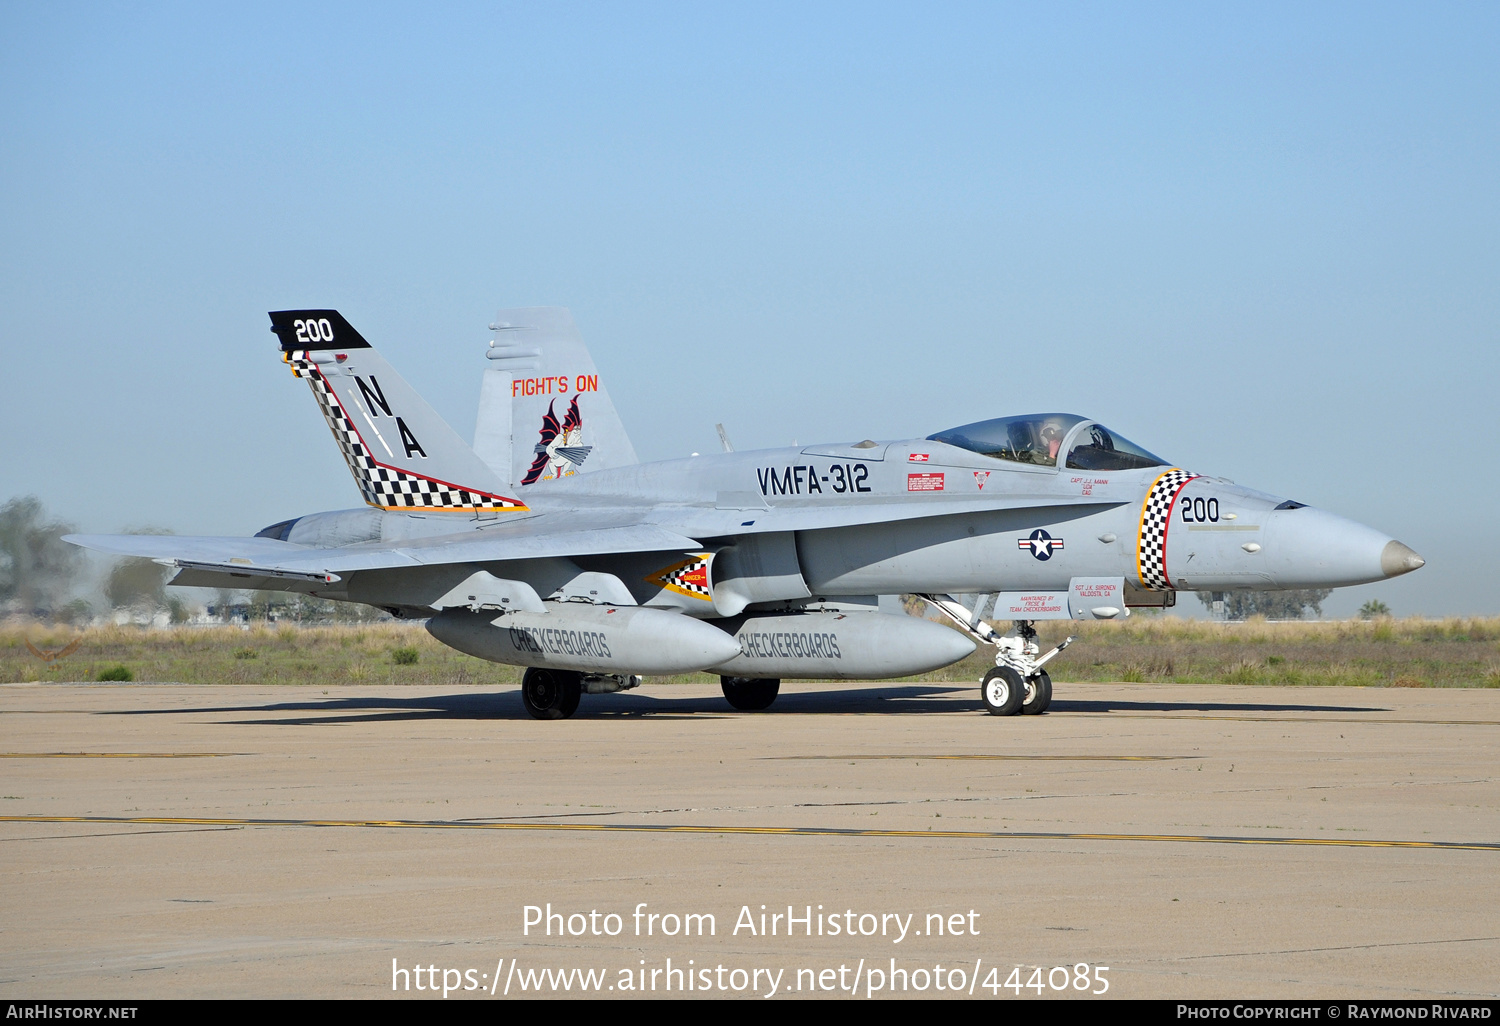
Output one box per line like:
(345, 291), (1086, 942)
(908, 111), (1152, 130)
(1019, 529), (1064, 560)
(1136, 468), (1200, 590)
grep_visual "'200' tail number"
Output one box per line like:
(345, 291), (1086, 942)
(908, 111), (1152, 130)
(293, 318), (335, 344)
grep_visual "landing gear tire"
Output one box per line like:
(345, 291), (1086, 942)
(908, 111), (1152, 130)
(721, 676), (780, 711)
(521, 667), (582, 720)
(981, 666), (1025, 716)
(1022, 670), (1052, 715)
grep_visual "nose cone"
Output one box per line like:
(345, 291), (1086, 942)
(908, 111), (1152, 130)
(1261, 508), (1422, 589)
(1380, 540), (1425, 578)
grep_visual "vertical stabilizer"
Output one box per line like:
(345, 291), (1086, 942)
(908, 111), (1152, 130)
(473, 307), (639, 488)
(269, 310), (526, 513)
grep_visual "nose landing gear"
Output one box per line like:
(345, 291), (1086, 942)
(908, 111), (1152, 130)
(980, 666), (1025, 715)
(1021, 669), (1052, 715)
(980, 629), (1061, 716)
(918, 594), (1072, 716)
(995, 621), (1064, 716)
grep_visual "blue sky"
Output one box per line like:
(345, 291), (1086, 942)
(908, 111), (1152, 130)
(2, 2), (1496, 616)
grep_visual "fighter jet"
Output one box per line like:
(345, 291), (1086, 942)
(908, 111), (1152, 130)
(66, 308), (1425, 719)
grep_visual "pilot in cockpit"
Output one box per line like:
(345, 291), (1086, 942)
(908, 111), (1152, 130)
(930, 413), (1165, 472)
(1004, 417), (1068, 465)
(1038, 420), (1065, 462)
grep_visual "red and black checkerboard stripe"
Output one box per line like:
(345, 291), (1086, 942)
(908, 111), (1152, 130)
(1136, 469), (1199, 590)
(287, 351), (525, 513)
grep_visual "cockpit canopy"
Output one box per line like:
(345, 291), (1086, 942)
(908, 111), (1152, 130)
(928, 414), (1168, 472)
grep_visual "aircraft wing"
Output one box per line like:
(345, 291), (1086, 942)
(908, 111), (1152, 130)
(64, 521), (705, 581)
(65, 492), (1119, 585)
(64, 534), (317, 564)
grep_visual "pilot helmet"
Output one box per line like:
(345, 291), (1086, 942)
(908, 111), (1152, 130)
(1039, 419), (1064, 456)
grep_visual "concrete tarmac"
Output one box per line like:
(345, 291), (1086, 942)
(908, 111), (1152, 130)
(1, 679), (1497, 1000)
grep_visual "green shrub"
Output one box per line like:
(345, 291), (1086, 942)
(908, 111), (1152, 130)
(391, 646), (419, 666)
(97, 665), (133, 682)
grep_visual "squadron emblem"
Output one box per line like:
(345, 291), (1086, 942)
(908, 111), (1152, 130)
(522, 396), (594, 485)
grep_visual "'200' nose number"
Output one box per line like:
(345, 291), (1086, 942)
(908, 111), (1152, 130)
(1180, 497), (1220, 523)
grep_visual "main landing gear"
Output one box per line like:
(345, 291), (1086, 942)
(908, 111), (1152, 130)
(720, 676), (780, 711)
(917, 595), (1072, 717)
(521, 667), (581, 720)
(520, 668), (640, 720)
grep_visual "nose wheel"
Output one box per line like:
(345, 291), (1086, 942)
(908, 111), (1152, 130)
(1022, 670), (1052, 715)
(981, 666), (1025, 715)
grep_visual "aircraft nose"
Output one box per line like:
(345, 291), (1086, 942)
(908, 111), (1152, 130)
(1259, 507), (1422, 589)
(1380, 540), (1425, 578)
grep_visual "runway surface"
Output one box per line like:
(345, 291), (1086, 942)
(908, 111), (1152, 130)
(2, 680), (1496, 999)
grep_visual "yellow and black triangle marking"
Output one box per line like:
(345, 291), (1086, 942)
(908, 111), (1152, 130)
(646, 554), (714, 601)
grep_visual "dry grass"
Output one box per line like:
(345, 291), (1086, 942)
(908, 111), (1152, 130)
(2, 616), (1498, 689)
(0, 622), (521, 688)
